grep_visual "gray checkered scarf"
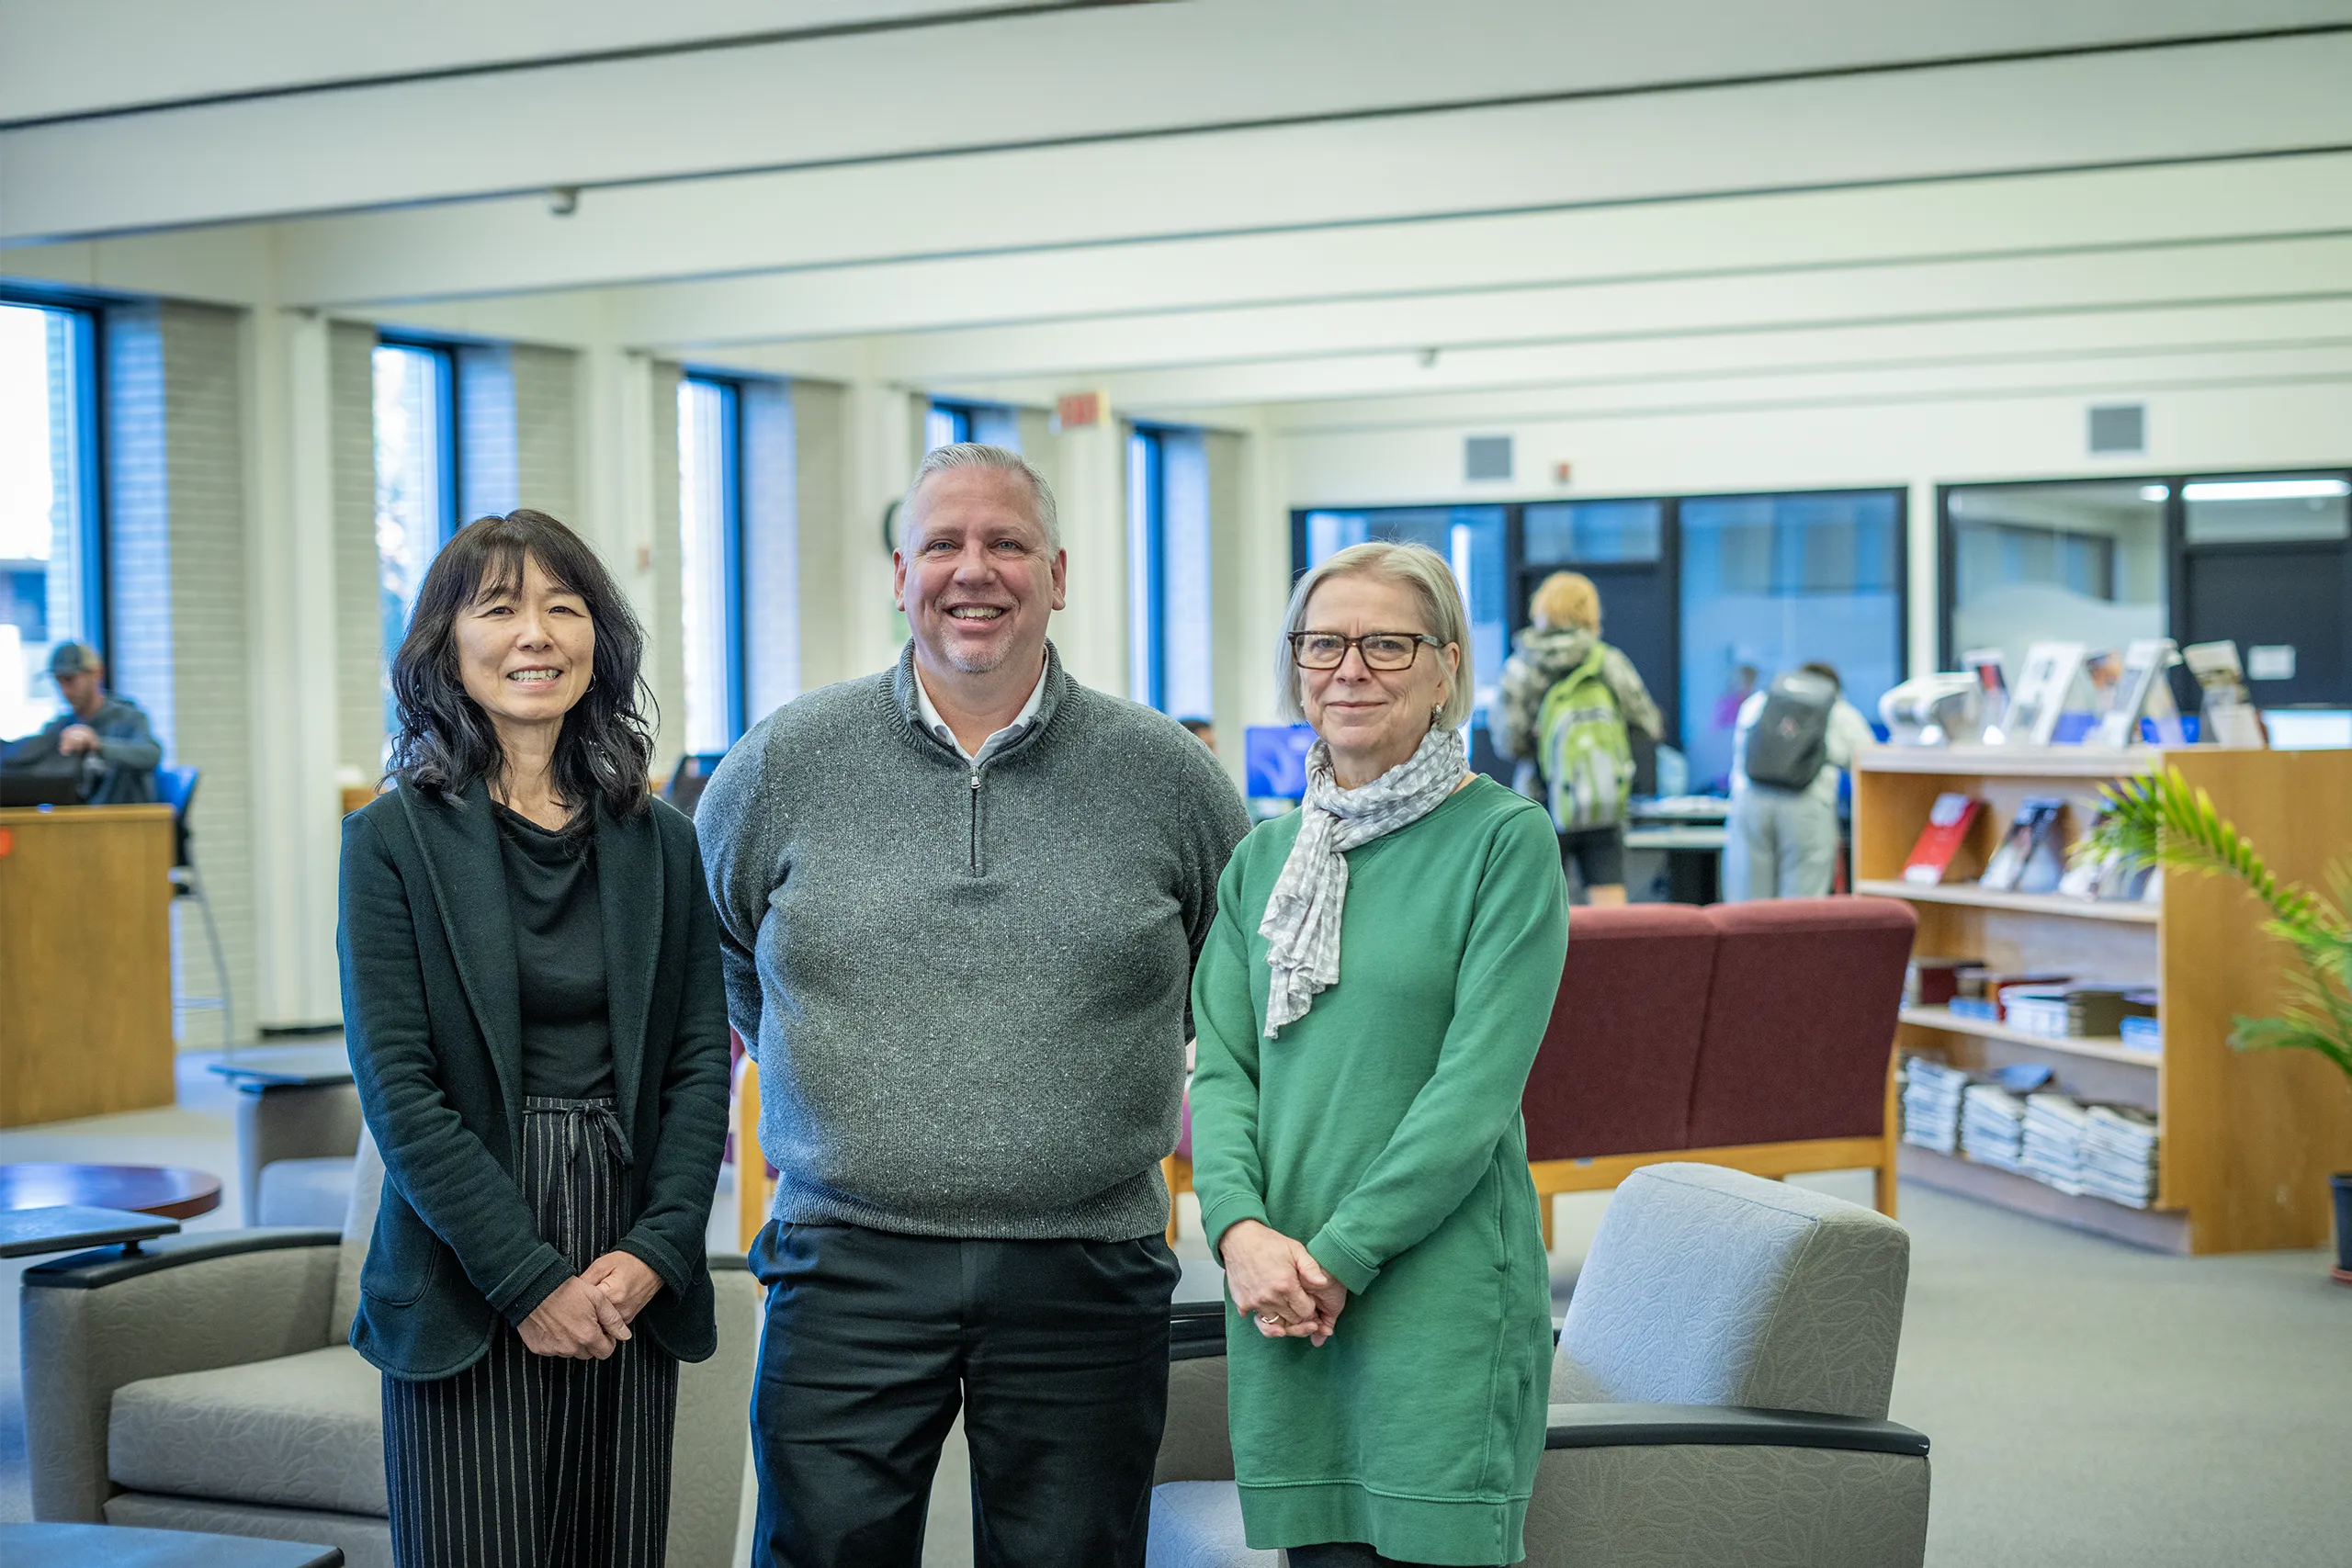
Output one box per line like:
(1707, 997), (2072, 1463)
(1260, 724), (1468, 1038)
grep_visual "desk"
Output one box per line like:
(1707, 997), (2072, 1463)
(0, 805), (175, 1126)
(1626, 803), (1729, 906)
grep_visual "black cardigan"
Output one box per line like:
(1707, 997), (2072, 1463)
(337, 779), (731, 1381)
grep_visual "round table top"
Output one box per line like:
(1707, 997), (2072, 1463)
(0, 1162), (222, 1221)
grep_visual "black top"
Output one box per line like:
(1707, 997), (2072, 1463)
(496, 806), (616, 1101)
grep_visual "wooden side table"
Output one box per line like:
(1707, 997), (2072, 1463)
(0, 1162), (222, 1222)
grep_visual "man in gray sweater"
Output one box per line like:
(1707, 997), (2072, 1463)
(698, 443), (1250, 1568)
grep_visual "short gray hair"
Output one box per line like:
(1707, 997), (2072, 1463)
(1275, 541), (1475, 729)
(901, 443), (1060, 555)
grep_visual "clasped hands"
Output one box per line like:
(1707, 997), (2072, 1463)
(1221, 1219), (1348, 1348)
(517, 1250), (663, 1359)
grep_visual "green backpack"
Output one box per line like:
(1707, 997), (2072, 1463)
(1537, 648), (1634, 831)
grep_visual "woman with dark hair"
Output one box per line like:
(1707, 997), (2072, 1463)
(339, 509), (730, 1568)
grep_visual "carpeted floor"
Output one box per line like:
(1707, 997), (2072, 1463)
(4, 1058), (2346, 1566)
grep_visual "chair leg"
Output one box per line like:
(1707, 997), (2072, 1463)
(179, 858), (236, 1054)
(1163, 1155), (1181, 1246)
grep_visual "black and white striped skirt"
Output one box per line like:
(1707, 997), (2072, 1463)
(381, 1096), (680, 1568)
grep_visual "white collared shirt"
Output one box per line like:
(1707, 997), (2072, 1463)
(913, 660), (1049, 765)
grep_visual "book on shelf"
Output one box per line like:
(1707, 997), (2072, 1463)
(1962, 1082), (2029, 1171)
(2078, 1105), (2161, 1208)
(1949, 968), (2075, 1023)
(1979, 797), (2067, 893)
(1902, 794), (1984, 885)
(2183, 640), (2269, 749)
(2005, 641), (2088, 747)
(2094, 637), (2186, 749)
(2059, 797), (2160, 903)
(1998, 983), (2157, 1041)
(2119, 1004), (2161, 1053)
(1904, 955), (1984, 1007)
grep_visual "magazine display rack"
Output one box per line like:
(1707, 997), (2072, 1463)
(1853, 744), (2352, 1255)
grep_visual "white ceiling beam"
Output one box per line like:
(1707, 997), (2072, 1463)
(896, 301), (2352, 412)
(0, 1), (1042, 124)
(707, 236), (2352, 386)
(369, 154), (2350, 351)
(214, 32), (2352, 308)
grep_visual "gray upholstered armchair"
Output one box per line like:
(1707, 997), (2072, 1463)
(1149, 1162), (1929, 1568)
(20, 1134), (758, 1568)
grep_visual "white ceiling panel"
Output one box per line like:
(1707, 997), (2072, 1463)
(204, 33), (2352, 306)
(6, 5), (2351, 243)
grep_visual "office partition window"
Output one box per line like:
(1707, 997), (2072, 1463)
(372, 339), (458, 741)
(0, 299), (101, 738)
(679, 376), (745, 752)
(1297, 505), (1509, 720)
(1678, 491), (1903, 793)
(1941, 479), (2166, 684)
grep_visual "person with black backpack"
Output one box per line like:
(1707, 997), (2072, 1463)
(1723, 660), (1875, 900)
(1494, 571), (1663, 905)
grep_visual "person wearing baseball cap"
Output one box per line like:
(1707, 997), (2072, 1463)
(0, 642), (163, 805)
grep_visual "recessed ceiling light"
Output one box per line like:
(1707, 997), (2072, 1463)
(2181, 478), (2350, 502)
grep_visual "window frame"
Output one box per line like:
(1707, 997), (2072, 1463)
(0, 287), (108, 671)
(1127, 423), (1170, 710)
(1933, 468), (2352, 670)
(373, 333), (461, 548)
(679, 369), (749, 746)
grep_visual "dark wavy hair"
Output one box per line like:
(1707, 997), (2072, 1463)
(387, 509), (655, 824)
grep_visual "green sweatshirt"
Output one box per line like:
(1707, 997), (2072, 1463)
(1190, 775), (1568, 1566)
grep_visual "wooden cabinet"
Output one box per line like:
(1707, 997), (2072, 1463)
(0, 806), (176, 1127)
(1854, 745), (2352, 1255)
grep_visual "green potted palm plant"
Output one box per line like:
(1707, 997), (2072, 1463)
(2078, 767), (2352, 1280)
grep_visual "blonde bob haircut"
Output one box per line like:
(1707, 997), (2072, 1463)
(1530, 570), (1601, 633)
(1275, 541), (1476, 730)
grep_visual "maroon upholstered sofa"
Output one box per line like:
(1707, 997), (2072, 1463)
(1522, 896), (1917, 1244)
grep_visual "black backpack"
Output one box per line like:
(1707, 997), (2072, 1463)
(1742, 671), (1838, 791)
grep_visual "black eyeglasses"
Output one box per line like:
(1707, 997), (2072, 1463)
(1287, 631), (1442, 671)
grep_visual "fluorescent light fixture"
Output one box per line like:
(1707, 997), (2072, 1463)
(2139, 484), (2170, 502)
(2181, 478), (2351, 502)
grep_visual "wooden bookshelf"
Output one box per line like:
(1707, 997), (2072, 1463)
(1896, 1005), (2154, 1067)
(1855, 879), (2160, 923)
(1855, 744), (2352, 1255)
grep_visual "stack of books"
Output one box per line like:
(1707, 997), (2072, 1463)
(2021, 1092), (2091, 1194)
(1961, 1082), (2029, 1171)
(2000, 983), (2157, 1042)
(2079, 1106), (2161, 1208)
(2119, 989), (2161, 1052)
(1900, 1057), (1970, 1154)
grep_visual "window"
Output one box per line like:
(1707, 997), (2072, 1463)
(925, 401), (970, 453)
(1125, 427), (1214, 716)
(0, 299), (100, 738)
(927, 398), (1021, 453)
(1940, 479), (2166, 682)
(372, 339), (457, 737)
(678, 376), (744, 752)
(1679, 491), (1903, 793)
(1523, 500), (1662, 566)
(1297, 505), (1508, 721)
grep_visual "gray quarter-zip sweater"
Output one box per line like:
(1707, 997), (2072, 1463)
(697, 641), (1250, 1241)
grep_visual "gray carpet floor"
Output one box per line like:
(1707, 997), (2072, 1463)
(4, 1056), (2346, 1566)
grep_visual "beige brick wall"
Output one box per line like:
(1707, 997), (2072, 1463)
(329, 321), (382, 779)
(107, 300), (259, 1046)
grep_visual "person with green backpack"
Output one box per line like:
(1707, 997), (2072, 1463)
(1493, 571), (1663, 905)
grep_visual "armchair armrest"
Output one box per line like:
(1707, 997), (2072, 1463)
(20, 1229), (343, 1522)
(1530, 1405), (1932, 1568)
(1544, 1403), (1929, 1457)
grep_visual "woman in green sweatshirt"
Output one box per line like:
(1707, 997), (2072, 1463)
(1191, 542), (1569, 1567)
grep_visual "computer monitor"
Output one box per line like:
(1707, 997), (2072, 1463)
(1243, 725), (1317, 801)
